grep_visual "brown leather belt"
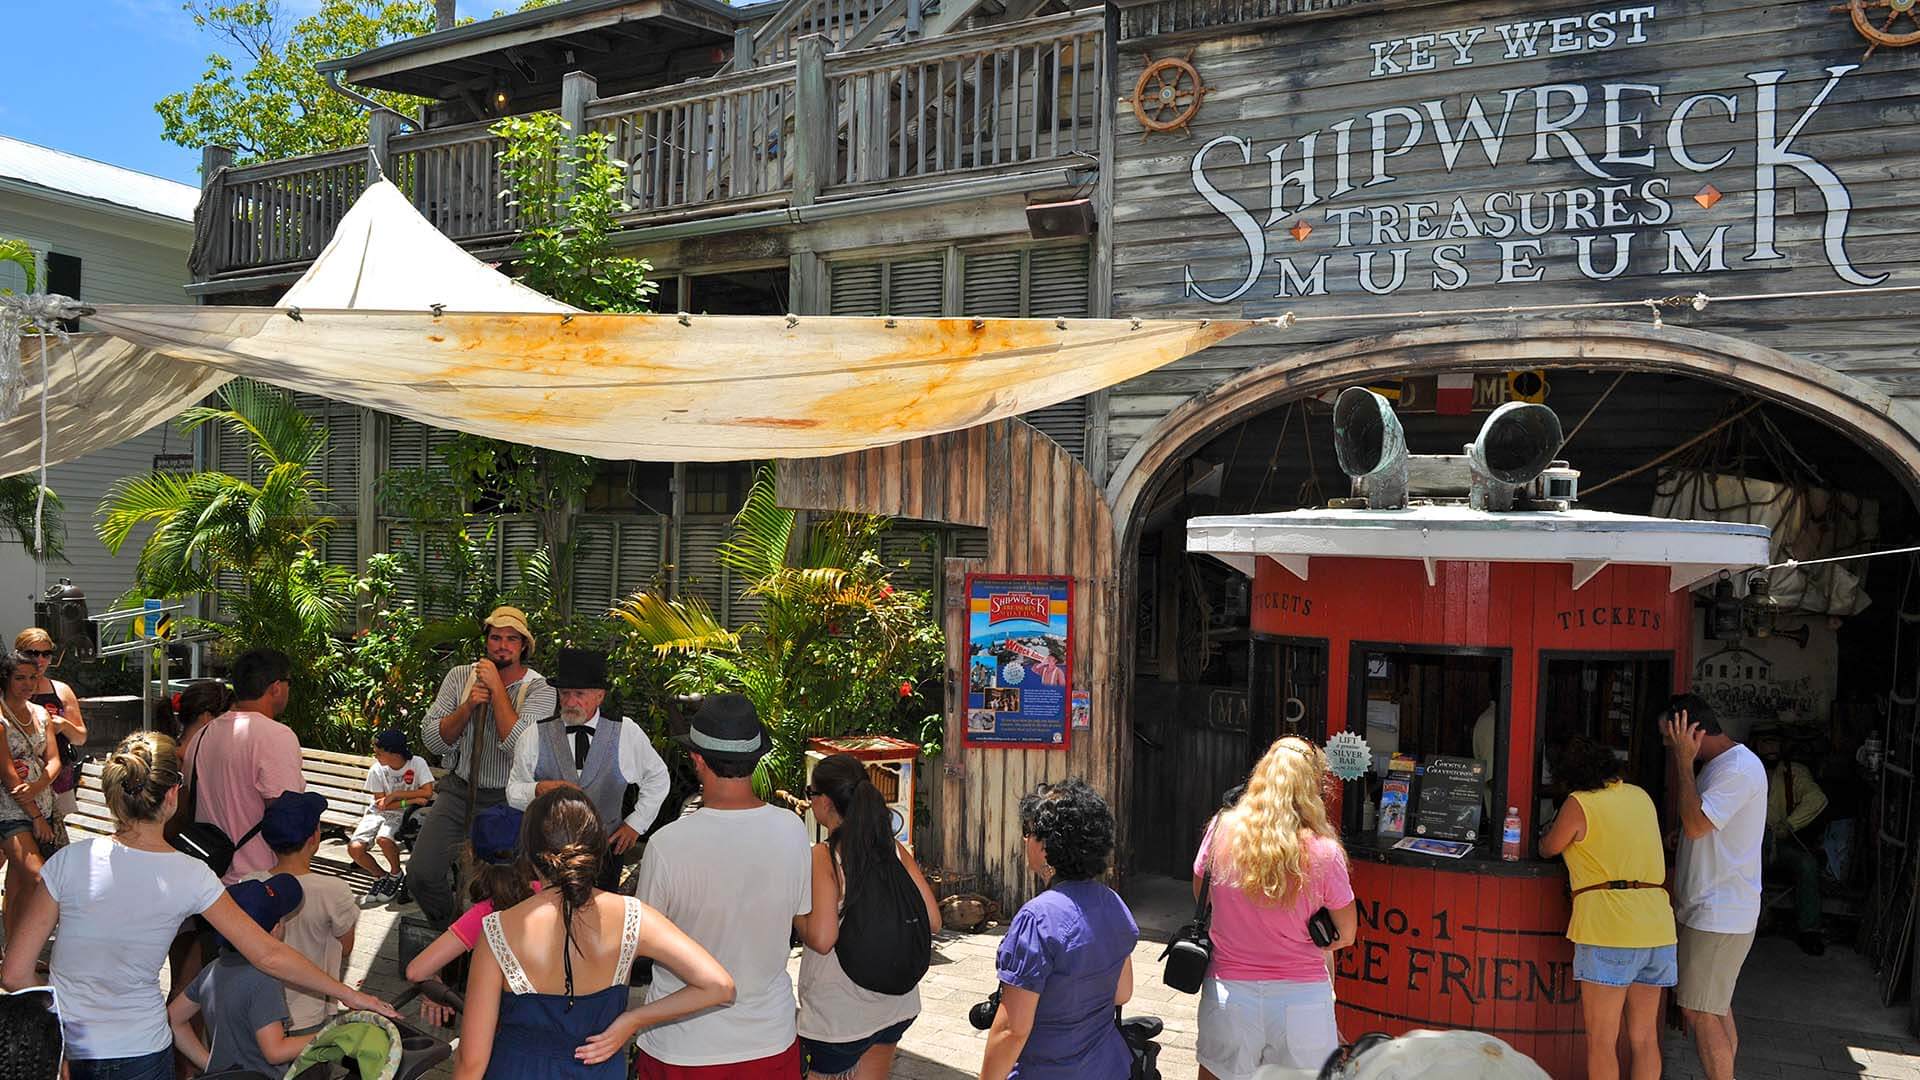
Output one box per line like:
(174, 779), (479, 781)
(1571, 879), (1665, 898)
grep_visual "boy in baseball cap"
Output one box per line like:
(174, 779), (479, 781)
(169, 874), (312, 1076)
(248, 790), (360, 1033)
(349, 728), (435, 907)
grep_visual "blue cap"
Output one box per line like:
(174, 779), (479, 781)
(225, 874), (305, 941)
(471, 804), (522, 865)
(375, 728), (409, 755)
(260, 790), (329, 851)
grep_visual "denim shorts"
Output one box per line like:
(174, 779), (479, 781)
(0, 816), (32, 840)
(1573, 943), (1678, 988)
(800, 1017), (915, 1076)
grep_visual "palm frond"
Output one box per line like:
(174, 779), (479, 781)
(611, 592), (740, 655)
(0, 476), (63, 561)
(718, 465), (793, 583)
(96, 471), (197, 554)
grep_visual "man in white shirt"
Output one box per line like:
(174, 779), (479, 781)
(1664, 693), (1768, 1080)
(633, 694), (811, 1079)
(507, 648), (670, 890)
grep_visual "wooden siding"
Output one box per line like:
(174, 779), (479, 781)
(778, 419), (1125, 908)
(1104, 0), (1920, 485)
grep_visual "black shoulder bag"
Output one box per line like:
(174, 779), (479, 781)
(165, 726), (263, 878)
(1160, 863), (1213, 994)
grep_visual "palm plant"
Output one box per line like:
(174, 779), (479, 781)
(613, 466), (941, 794)
(97, 379), (350, 733)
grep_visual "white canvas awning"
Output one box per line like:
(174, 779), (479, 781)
(2, 181), (1254, 475)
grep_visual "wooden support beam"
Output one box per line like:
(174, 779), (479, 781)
(793, 35), (832, 206)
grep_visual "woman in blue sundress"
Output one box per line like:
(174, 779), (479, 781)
(452, 789), (733, 1080)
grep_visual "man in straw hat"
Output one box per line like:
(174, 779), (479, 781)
(508, 647), (670, 890)
(412, 606), (555, 928)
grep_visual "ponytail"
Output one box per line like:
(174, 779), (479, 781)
(813, 753), (895, 904)
(519, 788), (609, 1009)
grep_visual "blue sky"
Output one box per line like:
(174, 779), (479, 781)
(3, 1), (495, 185)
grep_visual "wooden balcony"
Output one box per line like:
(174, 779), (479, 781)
(193, 11), (1103, 282)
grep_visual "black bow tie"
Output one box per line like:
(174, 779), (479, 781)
(567, 724), (592, 770)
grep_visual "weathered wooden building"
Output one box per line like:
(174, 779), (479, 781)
(194, 0), (1920, 993)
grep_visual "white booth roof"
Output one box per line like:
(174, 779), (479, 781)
(1186, 504), (1772, 592)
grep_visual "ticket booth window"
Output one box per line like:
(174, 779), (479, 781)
(1344, 644), (1510, 854)
(1535, 653), (1674, 827)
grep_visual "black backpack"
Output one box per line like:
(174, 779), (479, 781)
(835, 853), (932, 995)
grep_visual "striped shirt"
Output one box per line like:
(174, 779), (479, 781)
(420, 665), (554, 790)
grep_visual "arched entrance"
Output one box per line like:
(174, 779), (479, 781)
(1109, 318), (1920, 883)
(1109, 320), (1920, 539)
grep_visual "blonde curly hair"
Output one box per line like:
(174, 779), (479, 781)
(1210, 736), (1339, 906)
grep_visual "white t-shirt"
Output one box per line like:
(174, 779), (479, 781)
(634, 804), (811, 1066)
(1674, 743), (1769, 934)
(41, 837), (226, 1059)
(366, 755), (434, 805)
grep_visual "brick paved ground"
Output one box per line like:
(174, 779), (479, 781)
(15, 840), (1919, 1078)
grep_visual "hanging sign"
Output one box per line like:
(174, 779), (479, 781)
(964, 575), (1072, 749)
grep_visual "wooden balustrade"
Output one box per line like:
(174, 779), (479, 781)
(209, 147), (371, 272)
(826, 12), (1103, 188)
(388, 121), (519, 240)
(587, 63), (800, 215)
(194, 13), (1104, 279)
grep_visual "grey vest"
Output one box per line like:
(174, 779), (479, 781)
(536, 713), (627, 833)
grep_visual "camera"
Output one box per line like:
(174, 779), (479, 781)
(968, 989), (1001, 1031)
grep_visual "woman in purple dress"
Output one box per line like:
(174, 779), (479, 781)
(979, 779), (1139, 1080)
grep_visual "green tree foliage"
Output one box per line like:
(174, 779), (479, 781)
(614, 467), (944, 796)
(491, 110), (658, 312)
(156, 0), (436, 163)
(98, 380), (350, 734)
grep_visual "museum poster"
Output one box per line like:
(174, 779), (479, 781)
(964, 575), (1073, 748)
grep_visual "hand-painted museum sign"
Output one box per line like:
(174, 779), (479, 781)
(1182, 3), (1886, 303)
(965, 575), (1073, 748)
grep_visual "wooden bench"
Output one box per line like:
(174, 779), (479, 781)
(71, 745), (440, 882)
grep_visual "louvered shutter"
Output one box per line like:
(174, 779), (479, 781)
(616, 518), (668, 599)
(572, 519), (618, 615)
(1020, 245), (1091, 461)
(675, 518), (731, 622)
(387, 416), (428, 472)
(830, 262), (884, 316)
(498, 518), (544, 593)
(951, 528), (989, 561)
(886, 255), (945, 316)
(961, 250), (1024, 317)
(878, 529), (938, 595)
(384, 522), (424, 610)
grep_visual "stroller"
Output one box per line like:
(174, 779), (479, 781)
(193, 983), (462, 1080)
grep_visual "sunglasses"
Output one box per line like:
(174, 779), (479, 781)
(19, 650), (52, 660)
(805, 786), (825, 798)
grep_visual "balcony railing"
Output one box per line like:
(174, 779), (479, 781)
(194, 12), (1103, 279)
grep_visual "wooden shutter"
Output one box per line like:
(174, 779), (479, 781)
(497, 517), (544, 593)
(675, 518), (731, 621)
(886, 255), (945, 316)
(384, 522), (424, 610)
(572, 519), (619, 615)
(830, 262), (884, 316)
(961, 250), (1024, 317)
(616, 518), (668, 599)
(878, 529), (938, 595)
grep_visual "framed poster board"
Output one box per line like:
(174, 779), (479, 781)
(1413, 755), (1486, 842)
(964, 574), (1072, 749)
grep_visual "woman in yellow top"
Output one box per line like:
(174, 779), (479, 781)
(1541, 736), (1676, 1080)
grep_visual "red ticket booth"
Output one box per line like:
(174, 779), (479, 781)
(1186, 394), (1773, 1077)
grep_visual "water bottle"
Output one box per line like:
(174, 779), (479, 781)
(1502, 806), (1522, 862)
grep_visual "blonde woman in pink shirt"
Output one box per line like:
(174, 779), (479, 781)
(1192, 737), (1358, 1080)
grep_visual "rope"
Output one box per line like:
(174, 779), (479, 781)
(0, 293), (86, 558)
(1582, 402), (1762, 497)
(1765, 543), (1920, 572)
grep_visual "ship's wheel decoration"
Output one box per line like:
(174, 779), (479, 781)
(1834, 0), (1920, 58)
(1132, 52), (1208, 138)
